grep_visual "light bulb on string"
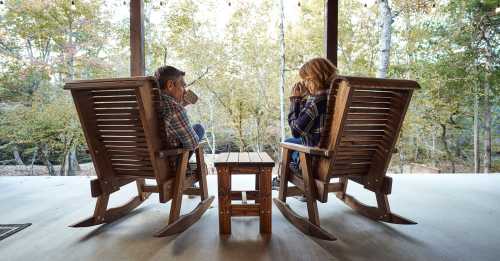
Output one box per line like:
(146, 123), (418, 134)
(71, 0), (76, 10)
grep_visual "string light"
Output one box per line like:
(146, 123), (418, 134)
(160, 1), (164, 6)
(496, 0), (500, 14)
(298, 1), (301, 7)
(228, 1), (231, 7)
(71, 0), (76, 10)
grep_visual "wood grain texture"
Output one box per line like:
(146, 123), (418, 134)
(275, 76), (419, 240)
(214, 152), (275, 235)
(154, 196), (215, 237)
(65, 77), (213, 237)
(130, 0), (145, 76)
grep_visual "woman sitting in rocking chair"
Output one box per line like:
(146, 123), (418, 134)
(272, 57), (337, 191)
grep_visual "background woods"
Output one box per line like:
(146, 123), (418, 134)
(0, 0), (498, 174)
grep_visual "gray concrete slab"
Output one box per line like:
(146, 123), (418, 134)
(0, 174), (499, 261)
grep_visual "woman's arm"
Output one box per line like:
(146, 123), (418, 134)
(287, 97), (303, 137)
(288, 99), (319, 139)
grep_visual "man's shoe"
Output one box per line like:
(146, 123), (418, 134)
(293, 195), (308, 202)
(188, 183), (199, 199)
(272, 176), (280, 191)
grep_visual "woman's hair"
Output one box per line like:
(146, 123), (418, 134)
(154, 65), (185, 89)
(299, 57), (337, 93)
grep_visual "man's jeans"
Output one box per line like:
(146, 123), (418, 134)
(193, 124), (205, 141)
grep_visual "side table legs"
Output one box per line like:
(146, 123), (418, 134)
(216, 165), (272, 235)
(217, 166), (231, 234)
(259, 167), (272, 234)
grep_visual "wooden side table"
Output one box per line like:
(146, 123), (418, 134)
(214, 152), (275, 234)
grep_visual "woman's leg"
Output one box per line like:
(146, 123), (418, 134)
(273, 137), (303, 190)
(284, 137), (302, 165)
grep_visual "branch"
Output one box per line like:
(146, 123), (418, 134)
(187, 66), (210, 87)
(202, 83), (233, 116)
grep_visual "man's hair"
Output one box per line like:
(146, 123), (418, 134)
(154, 65), (185, 89)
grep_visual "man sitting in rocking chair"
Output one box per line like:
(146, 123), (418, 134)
(154, 65), (205, 149)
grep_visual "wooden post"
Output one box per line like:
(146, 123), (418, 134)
(130, 0), (145, 76)
(325, 0), (338, 66)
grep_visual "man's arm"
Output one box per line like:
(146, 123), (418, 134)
(168, 105), (199, 150)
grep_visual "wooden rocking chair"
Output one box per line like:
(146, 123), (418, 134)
(274, 76), (420, 241)
(64, 77), (214, 237)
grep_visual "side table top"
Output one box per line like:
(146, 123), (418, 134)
(214, 152), (275, 168)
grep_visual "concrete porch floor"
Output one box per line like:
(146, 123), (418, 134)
(1, 174), (499, 261)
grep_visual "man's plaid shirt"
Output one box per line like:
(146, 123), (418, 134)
(160, 93), (199, 150)
(287, 91), (328, 147)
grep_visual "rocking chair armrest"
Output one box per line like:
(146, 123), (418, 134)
(197, 140), (208, 150)
(280, 142), (331, 157)
(158, 148), (191, 159)
(158, 140), (207, 159)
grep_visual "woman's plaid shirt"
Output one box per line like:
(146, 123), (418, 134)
(159, 93), (199, 150)
(287, 92), (328, 147)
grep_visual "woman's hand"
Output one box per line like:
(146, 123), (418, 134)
(290, 81), (305, 98)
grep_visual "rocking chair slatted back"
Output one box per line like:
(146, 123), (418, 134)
(65, 77), (214, 237)
(275, 75), (419, 241)
(317, 76), (420, 187)
(65, 77), (173, 195)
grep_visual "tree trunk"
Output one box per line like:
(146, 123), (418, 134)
(30, 147), (38, 176)
(72, 149), (81, 171)
(376, 0), (393, 78)
(59, 151), (68, 176)
(255, 117), (261, 152)
(209, 97), (216, 156)
(483, 79), (491, 173)
(440, 124), (455, 173)
(40, 144), (56, 176)
(473, 90), (480, 173)
(431, 129), (436, 166)
(414, 136), (418, 161)
(163, 47), (168, 65)
(278, 0), (286, 142)
(13, 145), (25, 165)
(237, 102), (244, 152)
(67, 149), (78, 176)
(67, 12), (76, 81)
(398, 132), (404, 173)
